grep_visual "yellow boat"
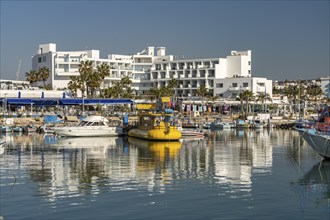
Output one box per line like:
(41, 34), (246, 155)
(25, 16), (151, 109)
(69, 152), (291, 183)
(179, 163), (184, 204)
(128, 97), (182, 141)
(128, 111), (182, 141)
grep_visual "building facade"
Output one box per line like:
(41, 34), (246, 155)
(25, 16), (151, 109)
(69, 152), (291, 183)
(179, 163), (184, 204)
(32, 43), (272, 98)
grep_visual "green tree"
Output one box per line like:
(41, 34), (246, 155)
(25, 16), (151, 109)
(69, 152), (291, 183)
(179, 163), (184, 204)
(78, 60), (94, 98)
(306, 83), (323, 112)
(25, 70), (38, 85)
(284, 84), (299, 114)
(196, 85), (209, 113)
(68, 76), (81, 98)
(38, 67), (50, 89)
(86, 71), (101, 98)
(96, 63), (110, 97)
(255, 92), (272, 113)
(239, 90), (254, 118)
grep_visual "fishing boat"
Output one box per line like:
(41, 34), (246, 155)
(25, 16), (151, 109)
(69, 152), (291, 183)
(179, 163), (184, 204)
(53, 115), (123, 137)
(297, 105), (330, 159)
(128, 97), (181, 141)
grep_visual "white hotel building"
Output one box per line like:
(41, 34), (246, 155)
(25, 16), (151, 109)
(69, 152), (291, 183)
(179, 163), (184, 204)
(32, 43), (272, 99)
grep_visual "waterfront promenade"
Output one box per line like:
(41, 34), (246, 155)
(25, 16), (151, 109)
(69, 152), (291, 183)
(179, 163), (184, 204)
(1, 114), (299, 130)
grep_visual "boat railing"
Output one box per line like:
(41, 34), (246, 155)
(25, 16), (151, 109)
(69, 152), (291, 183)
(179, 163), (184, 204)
(301, 121), (330, 135)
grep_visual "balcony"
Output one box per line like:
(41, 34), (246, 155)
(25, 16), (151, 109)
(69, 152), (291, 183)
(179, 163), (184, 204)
(240, 86), (250, 91)
(228, 86), (239, 91)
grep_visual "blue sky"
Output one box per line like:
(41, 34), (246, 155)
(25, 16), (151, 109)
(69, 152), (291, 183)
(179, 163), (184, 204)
(0, 0), (329, 81)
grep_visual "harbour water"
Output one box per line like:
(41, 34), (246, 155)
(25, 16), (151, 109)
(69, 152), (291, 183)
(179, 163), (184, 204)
(0, 129), (329, 220)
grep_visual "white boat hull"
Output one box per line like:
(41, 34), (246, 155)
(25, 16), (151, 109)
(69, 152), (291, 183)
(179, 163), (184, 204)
(54, 126), (123, 137)
(299, 129), (330, 159)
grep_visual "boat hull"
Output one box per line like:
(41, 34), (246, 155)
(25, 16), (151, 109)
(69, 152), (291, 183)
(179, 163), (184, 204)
(128, 127), (181, 141)
(54, 126), (123, 137)
(299, 129), (330, 159)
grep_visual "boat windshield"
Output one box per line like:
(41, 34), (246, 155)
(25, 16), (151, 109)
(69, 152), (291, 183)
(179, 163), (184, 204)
(78, 121), (105, 126)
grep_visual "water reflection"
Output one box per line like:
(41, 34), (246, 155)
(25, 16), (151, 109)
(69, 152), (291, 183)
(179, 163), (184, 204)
(1, 130), (326, 209)
(294, 160), (330, 218)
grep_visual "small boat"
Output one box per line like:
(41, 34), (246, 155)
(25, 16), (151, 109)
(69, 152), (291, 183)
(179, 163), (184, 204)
(128, 109), (182, 141)
(235, 119), (250, 129)
(251, 120), (264, 130)
(12, 126), (23, 132)
(40, 125), (55, 133)
(178, 127), (205, 137)
(25, 125), (37, 133)
(203, 122), (211, 129)
(210, 118), (233, 130)
(53, 115), (123, 137)
(1, 125), (11, 133)
(128, 97), (181, 141)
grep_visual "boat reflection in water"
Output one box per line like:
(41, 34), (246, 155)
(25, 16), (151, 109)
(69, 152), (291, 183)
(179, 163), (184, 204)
(128, 137), (182, 161)
(52, 136), (123, 157)
(295, 160), (330, 218)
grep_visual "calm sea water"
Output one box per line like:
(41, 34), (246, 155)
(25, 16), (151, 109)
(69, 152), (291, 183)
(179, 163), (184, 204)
(0, 129), (329, 220)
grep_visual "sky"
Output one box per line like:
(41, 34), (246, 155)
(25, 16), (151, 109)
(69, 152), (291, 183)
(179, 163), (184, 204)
(0, 0), (329, 81)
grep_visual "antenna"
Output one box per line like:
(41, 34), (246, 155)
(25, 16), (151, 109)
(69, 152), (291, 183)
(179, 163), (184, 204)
(16, 59), (21, 81)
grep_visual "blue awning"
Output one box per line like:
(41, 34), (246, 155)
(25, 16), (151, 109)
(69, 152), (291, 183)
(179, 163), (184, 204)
(84, 99), (133, 105)
(59, 99), (84, 105)
(33, 99), (59, 106)
(6, 98), (33, 105)
(59, 98), (133, 105)
(3, 98), (133, 106)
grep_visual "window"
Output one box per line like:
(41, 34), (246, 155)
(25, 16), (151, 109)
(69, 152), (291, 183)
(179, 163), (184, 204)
(218, 93), (223, 98)
(38, 57), (42, 63)
(216, 83), (223, 88)
(243, 83), (248, 87)
(43, 56), (46, 62)
(248, 61), (251, 65)
(232, 83), (237, 87)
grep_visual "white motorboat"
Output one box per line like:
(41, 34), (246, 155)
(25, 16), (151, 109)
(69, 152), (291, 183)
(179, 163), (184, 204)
(53, 115), (123, 137)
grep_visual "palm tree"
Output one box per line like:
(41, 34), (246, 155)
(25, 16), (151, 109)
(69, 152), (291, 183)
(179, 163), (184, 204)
(149, 86), (162, 100)
(239, 90), (254, 118)
(306, 83), (323, 112)
(25, 70), (38, 86)
(38, 67), (50, 89)
(86, 71), (101, 98)
(255, 92), (272, 113)
(284, 84), (299, 114)
(68, 76), (81, 98)
(96, 63), (110, 97)
(196, 85), (209, 113)
(78, 60), (94, 98)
